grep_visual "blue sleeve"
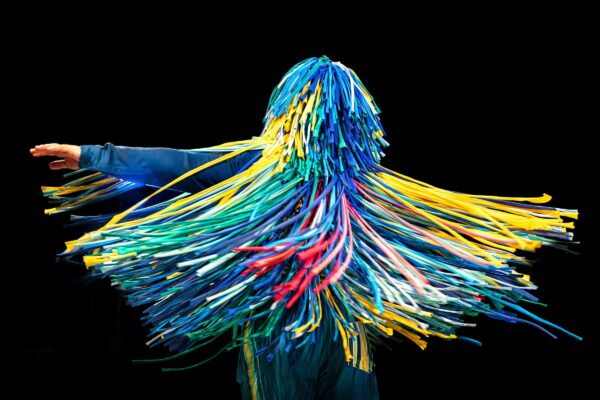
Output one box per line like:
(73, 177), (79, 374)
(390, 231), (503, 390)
(79, 142), (261, 193)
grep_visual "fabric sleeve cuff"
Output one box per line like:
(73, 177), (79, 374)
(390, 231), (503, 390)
(79, 144), (102, 169)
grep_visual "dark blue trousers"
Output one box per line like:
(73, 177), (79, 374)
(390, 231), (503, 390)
(236, 308), (380, 400)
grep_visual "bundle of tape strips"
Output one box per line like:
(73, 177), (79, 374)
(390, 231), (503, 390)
(41, 55), (581, 371)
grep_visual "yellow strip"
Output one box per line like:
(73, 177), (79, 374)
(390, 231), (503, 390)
(325, 287), (352, 362)
(357, 321), (368, 371)
(243, 321), (259, 400)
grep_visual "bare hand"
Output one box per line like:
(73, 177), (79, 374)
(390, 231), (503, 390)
(30, 143), (82, 170)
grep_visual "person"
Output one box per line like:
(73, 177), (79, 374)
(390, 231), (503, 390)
(31, 56), (579, 400)
(30, 141), (381, 399)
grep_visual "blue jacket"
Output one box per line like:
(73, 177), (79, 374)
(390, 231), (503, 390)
(79, 142), (262, 193)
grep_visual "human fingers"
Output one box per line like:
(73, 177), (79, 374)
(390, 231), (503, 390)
(31, 144), (79, 160)
(31, 143), (72, 157)
(30, 143), (61, 156)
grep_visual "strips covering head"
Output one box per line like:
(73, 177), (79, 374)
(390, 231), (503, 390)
(261, 55), (389, 178)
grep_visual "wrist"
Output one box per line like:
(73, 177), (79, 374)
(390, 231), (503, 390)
(79, 144), (102, 168)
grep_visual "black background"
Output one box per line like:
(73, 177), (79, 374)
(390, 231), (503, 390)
(1, 1), (597, 399)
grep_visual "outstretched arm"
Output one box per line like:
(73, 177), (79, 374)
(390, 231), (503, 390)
(31, 142), (261, 193)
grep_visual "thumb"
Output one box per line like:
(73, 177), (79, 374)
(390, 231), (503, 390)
(49, 159), (70, 170)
